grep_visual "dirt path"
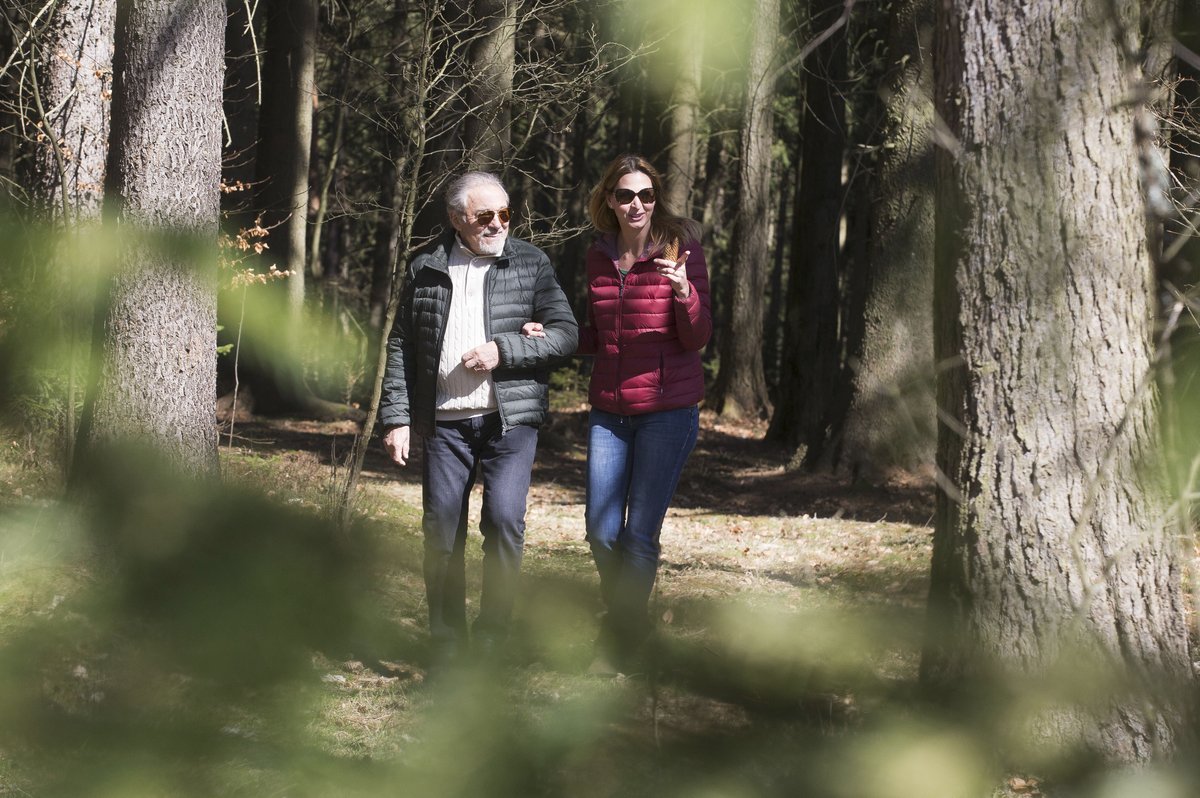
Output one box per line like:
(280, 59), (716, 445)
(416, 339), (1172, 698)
(228, 410), (936, 615)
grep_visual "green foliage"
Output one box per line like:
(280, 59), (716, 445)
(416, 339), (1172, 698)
(1, 419), (1199, 796)
(215, 325), (233, 357)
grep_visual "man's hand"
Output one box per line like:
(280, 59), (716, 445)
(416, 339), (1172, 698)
(384, 425), (411, 466)
(461, 341), (501, 372)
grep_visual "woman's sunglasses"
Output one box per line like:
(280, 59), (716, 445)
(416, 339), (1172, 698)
(612, 188), (656, 205)
(473, 207), (511, 225)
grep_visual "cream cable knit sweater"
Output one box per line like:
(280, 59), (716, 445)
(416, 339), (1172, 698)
(435, 240), (498, 420)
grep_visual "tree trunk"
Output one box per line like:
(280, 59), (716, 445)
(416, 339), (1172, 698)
(838, 0), (935, 481)
(763, 167), (791, 391)
(922, 0), (1190, 762)
(257, 0), (317, 316)
(465, 0), (516, 170)
(24, 0), (116, 468)
(768, 0), (846, 452)
(30, 0), (115, 222)
(1161, 9), (1200, 482)
(698, 128), (732, 359)
(663, 10), (704, 217)
(1140, 0), (1176, 284)
(83, 0), (224, 477)
(828, 16), (878, 471)
(309, 70), (348, 281)
(712, 0), (777, 420)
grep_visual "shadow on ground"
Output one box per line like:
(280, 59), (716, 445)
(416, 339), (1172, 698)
(223, 409), (936, 525)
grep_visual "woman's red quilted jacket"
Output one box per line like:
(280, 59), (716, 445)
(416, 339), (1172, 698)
(577, 235), (712, 415)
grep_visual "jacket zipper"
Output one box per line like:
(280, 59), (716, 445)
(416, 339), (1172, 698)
(483, 258), (508, 432)
(615, 264), (627, 414)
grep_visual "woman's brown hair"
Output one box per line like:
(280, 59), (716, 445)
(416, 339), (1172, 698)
(587, 154), (701, 249)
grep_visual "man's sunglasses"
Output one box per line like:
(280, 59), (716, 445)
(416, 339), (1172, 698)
(472, 207), (511, 225)
(612, 188), (656, 205)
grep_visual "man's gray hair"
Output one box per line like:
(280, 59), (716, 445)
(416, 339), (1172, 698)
(446, 172), (507, 217)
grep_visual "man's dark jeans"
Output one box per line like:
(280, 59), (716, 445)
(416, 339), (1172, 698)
(421, 412), (537, 654)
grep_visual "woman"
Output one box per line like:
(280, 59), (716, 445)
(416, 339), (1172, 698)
(560, 154), (712, 675)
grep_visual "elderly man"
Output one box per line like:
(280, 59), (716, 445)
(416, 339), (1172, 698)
(380, 172), (578, 667)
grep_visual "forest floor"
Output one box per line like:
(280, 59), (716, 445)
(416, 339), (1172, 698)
(1, 410), (1055, 796)
(213, 409), (955, 795)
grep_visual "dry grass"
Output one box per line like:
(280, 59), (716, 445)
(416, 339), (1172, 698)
(208, 411), (942, 794)
(11, 412), (1102, 797)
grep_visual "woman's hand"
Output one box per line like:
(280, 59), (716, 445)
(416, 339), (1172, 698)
(654, 250), (691, 299)
(521, 322), (546, 338)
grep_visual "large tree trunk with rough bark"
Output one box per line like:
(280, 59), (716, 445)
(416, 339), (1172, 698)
(922, 0), (1191, 763)
(82, 0), (224, 477)
(663, 11), (703, 216)
(23, 0), (116, 467)
(465, 0), (516, 170)
(713, 0), (777, 421)
(768, 0), (846, 453)
(30, 0), (115, 221)
(839, 0), (935, 481)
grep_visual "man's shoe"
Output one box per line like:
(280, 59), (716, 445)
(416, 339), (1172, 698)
(423, 640), (461, 684)
(472, 634), (503, 664)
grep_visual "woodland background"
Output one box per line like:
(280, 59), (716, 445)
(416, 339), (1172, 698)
(3, 0), (1200, 795)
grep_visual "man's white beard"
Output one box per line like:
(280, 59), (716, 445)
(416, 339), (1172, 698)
(474, 234), (507, 256)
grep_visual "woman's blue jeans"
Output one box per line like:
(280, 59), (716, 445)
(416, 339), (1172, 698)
(585, 405), (699, 647)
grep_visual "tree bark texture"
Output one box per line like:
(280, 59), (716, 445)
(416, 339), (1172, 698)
(768, 0), (846, 450)
(924, 0), (1190, 762)
(663, 10), (704, 217)
(465, 0), (516, 170)
(1161, 11), (1200, 479)
(764, 166), (791, 389)
(32, 0), (116, 220)
(698, 129), (731, 325)
(839, 0), (936, 480)
(87, 0), (224, 476)
(713, 0), (777, 421)
(309, 64), (348, 281)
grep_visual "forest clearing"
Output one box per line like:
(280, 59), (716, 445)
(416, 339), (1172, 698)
(5, 0), (1200, 794)
(0, 409), (958, 796)
(7, 406), (1190, 796)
